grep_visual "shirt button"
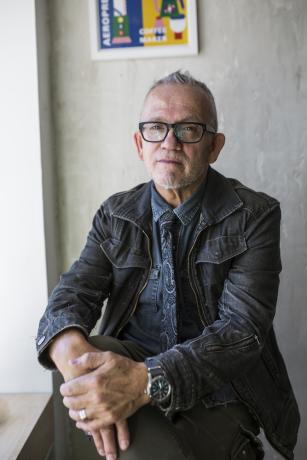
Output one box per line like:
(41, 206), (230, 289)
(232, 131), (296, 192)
(37, 335), (46, 346)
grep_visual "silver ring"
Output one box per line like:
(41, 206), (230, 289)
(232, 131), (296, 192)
(79, 409), (87, 421)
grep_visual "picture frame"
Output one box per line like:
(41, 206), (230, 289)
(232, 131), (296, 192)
(88, 0), (198, 60)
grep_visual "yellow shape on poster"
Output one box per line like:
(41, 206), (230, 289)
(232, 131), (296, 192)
(141, 0), (189, 47)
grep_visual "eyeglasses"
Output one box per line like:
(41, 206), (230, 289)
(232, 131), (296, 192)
(139, 122), (216, 144)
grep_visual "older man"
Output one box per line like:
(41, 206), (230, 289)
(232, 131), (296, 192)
(37, 71), (299, 460)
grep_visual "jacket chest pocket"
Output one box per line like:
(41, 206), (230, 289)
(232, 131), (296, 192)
(195, 235), (247, 288)
(138, 266), (162, 312)
(100, 238), (148, 287)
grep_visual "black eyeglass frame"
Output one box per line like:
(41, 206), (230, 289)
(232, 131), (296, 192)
(138, 121), (216, 144)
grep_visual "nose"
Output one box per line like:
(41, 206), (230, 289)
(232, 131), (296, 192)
(161, 127), (181, 150)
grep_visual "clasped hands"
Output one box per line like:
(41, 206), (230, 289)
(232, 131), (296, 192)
(60, 350), (150, 459)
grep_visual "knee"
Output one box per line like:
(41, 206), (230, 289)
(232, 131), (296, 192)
(88, 335), (126, 355)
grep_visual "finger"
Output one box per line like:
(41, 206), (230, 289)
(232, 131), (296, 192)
(60, 372), (95, 397)
(116, 419), (130, 451)
(91, 430), (106, 457)
(76, 415), (114, 432)
(62, 393), (94, 411)
(69, 351), (107, 371)
(69, 409), (83, 422)
(100, 426), (118, 459)
(73, 427), (106, 458)
(69, 407), (98, 423)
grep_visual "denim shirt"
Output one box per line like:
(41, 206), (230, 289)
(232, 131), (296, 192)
(120, 180), (237, 405)
(119, 180), (206, 354)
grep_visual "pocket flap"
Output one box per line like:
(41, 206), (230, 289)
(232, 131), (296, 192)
(196, 236), (247, 264)
(100, 238), (148, 269)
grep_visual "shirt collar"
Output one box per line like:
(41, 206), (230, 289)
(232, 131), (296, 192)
(151, 177), (207, 226)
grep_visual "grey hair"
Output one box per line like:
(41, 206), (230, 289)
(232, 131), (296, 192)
(147, 70), (218, 131)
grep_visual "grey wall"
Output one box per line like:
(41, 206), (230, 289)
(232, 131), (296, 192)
(46, 0), (307, 458)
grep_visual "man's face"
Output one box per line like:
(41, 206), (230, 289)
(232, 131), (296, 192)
(134, 84), (223, 192)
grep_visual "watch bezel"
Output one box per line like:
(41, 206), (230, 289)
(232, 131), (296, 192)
(150, 374), (172, 403)
(146, 365), (172, 404)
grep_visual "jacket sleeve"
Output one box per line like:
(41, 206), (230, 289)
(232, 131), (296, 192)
(36, 205), (113, 369)
(148, 201), (282, 414)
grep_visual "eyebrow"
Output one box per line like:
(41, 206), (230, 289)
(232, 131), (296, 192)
(143, 117), (203, 123)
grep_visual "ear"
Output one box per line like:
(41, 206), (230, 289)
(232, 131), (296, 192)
(133, 131), (144, 161)
(207, 133), (225, 164)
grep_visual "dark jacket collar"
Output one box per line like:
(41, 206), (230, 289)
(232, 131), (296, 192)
(112, 167), (243, 230)
(200, 167), (243, 225)
(112, 181), (153, 233)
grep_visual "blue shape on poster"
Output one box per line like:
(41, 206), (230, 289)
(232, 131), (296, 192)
(126, 0), (143, 48)
(98, 0), (144, 49)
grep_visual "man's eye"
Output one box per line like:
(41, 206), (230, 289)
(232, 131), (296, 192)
(149, 124), (164, 131)
(182, 125), (196, 132)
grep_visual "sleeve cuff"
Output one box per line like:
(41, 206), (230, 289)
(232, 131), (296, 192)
(36, 325), (89, 370)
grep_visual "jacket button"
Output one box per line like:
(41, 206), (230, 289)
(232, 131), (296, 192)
(37, 335), (46, 346)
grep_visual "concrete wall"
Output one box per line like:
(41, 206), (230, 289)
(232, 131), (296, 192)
(0, 0), (50, 392)
(36, 0), (61, 293)
(47, 0), (307, 458)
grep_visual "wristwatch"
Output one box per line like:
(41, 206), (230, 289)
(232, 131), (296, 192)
(145, 364), (172, 407)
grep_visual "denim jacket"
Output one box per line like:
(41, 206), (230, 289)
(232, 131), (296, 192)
(36, 167), (299, 460)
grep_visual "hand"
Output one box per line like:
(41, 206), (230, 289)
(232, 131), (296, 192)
(60, 351), (150, 431)
(63, 349), (127, 459)
(49, 329), (130, 458)
(65, 350), (130, 459)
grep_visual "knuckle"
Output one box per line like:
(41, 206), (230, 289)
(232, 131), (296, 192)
(83, 351), (91, 363)
(96, 373), (105, 386)
(92, 374), (105, 392)
(67, 388), (73, 397)
(62, 385), (71, 396)
(100, 409), (115, 426)
(107, 408), (117, 424)
(104, 414), (114, 426)
(104, 351), (114, 361)
(70, 410), (79, 421)
(93, 392), (104, 405)
(89, 374), (99, 389)
(88, 420), (100, 431)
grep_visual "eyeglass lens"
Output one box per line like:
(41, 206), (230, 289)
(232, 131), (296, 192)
(141, 122), (204, 143)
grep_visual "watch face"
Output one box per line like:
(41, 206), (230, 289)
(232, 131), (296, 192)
(151, 376), (171, 403)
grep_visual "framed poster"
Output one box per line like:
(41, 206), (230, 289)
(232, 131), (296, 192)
(89, 0), (198, 60)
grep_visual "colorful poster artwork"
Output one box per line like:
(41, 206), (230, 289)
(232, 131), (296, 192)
(98, 0), (189, 49)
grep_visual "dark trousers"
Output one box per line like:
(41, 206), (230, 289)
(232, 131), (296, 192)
(70, 336), (264, 460)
